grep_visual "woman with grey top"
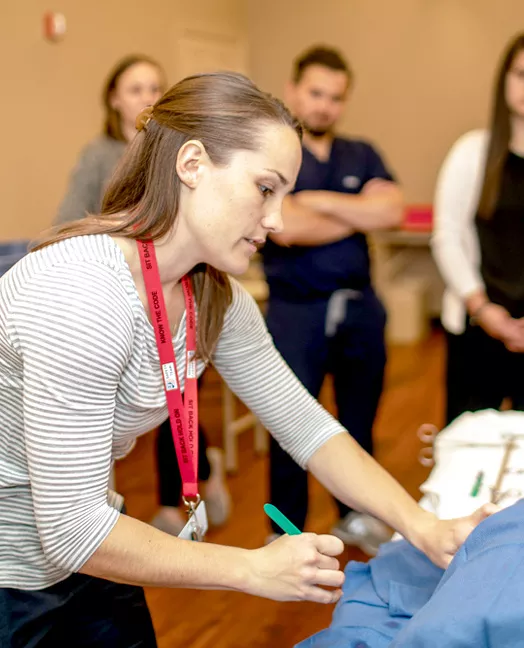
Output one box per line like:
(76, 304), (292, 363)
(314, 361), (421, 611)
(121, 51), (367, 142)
(56, 54), (165, 224)
(55, 54), (231, 536)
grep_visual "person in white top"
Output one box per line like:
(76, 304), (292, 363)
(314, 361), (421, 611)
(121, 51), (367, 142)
(432, 32), (524, 424)
(0, 72), (496, 646)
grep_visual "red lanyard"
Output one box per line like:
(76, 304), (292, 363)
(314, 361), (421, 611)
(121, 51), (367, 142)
(137, 240), (199, 500)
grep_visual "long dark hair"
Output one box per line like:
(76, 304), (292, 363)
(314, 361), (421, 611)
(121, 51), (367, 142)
(32, 72), (302, 360)
(103, 54), (165, 142)
(478, 33), (524, 219)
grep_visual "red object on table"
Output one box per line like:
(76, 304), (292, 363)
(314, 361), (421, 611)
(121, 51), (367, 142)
(403, 204), (433, 231)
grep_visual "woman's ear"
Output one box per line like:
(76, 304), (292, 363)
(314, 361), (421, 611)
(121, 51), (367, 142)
(109, 90), (119, 111)
(176, 140), (208, 189)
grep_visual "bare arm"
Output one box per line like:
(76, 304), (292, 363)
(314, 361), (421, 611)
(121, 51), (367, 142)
(307, 434), (431, 544)
(270, 195), (355, 247)
(212, 284), (497, 570)
(465, 290), (524, 352)
(80, 514), (249, 588)
(79, 514), (344, 603)
(307, 433), (497, 568)
(294, 180), (404, 232)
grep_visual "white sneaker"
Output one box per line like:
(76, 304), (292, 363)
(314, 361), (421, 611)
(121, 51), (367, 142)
(203, 447), (232, 527)
(151, 448), (231, 533)
(150, 506), (187, 536)
(331, 512), (392, 556)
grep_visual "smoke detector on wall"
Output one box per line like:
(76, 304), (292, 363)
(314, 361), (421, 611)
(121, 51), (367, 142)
(43, 12), (67, 43)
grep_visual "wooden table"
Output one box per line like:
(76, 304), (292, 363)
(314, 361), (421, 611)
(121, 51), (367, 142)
(370, 228), (444, 320)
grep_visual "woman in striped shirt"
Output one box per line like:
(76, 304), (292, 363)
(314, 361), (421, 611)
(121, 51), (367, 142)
(0, 71), (496, 647)
(54, 52), (231, 538)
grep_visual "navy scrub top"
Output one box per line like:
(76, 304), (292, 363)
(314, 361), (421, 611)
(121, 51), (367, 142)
(262, 138), (395, 301)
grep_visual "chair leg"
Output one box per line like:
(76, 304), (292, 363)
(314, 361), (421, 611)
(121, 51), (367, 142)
(254, 420), (269, 455)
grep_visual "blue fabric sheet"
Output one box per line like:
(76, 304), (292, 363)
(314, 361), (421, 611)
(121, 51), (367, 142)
(297, 500), (524, 648)
(295, 539), (443, 648)
(391, 499), (524, 647)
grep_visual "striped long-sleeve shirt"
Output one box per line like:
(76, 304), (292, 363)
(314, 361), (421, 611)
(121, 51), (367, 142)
(0, 234), (345, 590)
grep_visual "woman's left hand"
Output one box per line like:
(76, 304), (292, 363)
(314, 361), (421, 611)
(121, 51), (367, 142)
(415, 504), (499, 569)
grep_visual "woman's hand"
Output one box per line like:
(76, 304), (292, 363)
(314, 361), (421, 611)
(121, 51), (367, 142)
(244, 533), (345, 603)
(477, 303), (514, 339)
(413, 504), (499, 569)
(505, 316), (524, 352)
(476, 303), (524, 351)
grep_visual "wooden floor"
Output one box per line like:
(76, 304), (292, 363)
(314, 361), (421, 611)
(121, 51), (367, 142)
(114, 328), (445, 648)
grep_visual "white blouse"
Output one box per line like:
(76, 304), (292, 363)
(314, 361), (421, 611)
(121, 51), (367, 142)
(431, 129), (490, 334)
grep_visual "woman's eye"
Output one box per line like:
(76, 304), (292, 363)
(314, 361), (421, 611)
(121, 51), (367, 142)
(259, 185), (273, 198)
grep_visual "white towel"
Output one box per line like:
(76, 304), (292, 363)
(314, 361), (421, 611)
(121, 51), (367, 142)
(420, 410), (524, 518)
(392, 410), (524, 541)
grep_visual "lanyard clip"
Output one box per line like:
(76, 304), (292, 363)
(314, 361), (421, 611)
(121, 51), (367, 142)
(182, 494), (204, 542)
(191, 521), (204, 542)
(182, 493), (201, 514)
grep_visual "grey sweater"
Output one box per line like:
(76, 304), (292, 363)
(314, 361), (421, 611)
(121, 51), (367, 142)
(55, 135), (127, 224)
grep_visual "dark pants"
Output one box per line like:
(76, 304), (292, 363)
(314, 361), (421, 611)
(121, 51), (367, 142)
(266, 289), (387, 533)
(446, 321), (524, 425)
(0, 572), (157, 648)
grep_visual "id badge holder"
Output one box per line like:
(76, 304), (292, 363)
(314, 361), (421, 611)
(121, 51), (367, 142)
(178, 498), (208, 542)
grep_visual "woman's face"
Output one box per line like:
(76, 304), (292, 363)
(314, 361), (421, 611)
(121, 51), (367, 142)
(178, 122), (302, 276)
(506, 49), (524, 119)
(110, 62), (164, 135)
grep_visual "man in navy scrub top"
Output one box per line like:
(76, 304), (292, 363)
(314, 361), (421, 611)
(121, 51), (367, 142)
(262, 46), (404, 553)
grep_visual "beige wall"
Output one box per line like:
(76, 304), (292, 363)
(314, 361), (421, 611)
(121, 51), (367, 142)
(248, 0), (524, 204)
(4, 1), (524, 241)
(0, 0), (247, 240)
